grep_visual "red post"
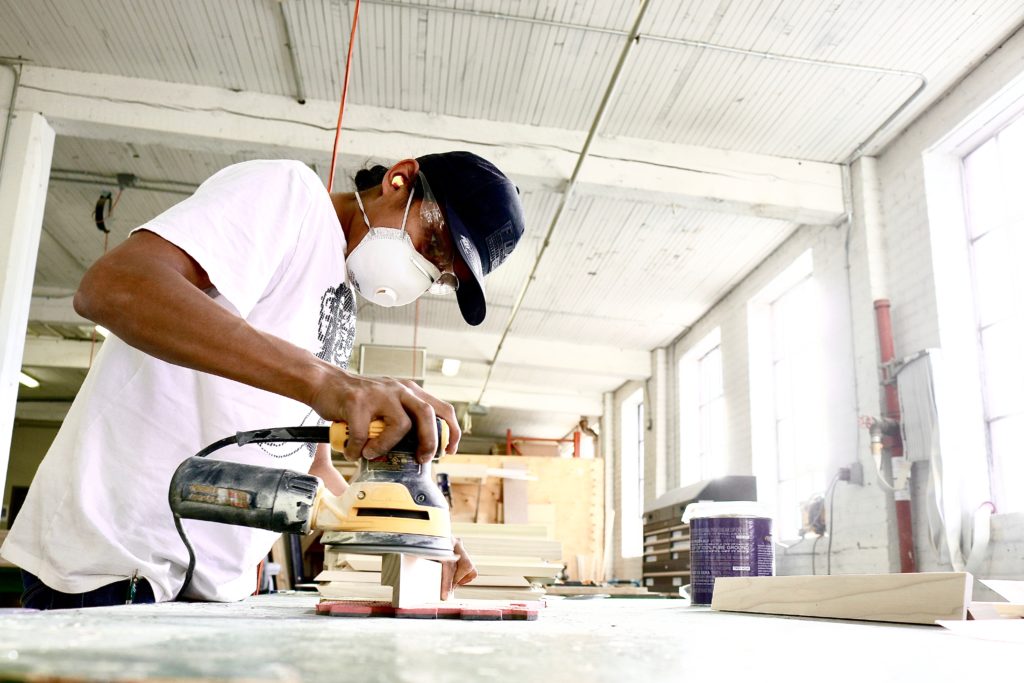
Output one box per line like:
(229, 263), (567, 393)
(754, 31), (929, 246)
(573, 431), (581, 458)
(506, 429), (513, 456)
(874, 299), (917, 573)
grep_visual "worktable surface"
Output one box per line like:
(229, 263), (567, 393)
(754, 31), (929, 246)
(0, 594), (1008, 682)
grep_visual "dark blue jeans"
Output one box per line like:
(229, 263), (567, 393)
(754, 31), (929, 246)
(21, 571), (156, 610)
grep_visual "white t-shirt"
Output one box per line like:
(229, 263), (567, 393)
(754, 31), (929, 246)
(1, 160), (355, 602)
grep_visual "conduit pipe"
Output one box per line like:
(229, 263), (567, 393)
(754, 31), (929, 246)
(875, 299), (917, 573)
(276, 0), (308, 105)
(0, 57), (25, 181)
(475, 0), (653, 404)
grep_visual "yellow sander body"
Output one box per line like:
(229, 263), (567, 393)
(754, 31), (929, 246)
(312, 419), (455, 559)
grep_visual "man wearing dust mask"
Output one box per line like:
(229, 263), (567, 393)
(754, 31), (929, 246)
(2, 151), (525, 608)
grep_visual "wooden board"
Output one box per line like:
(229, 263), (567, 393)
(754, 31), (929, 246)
(711, 572), (973, 625)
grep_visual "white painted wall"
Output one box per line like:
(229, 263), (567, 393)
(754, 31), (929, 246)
(607, 24), (1024, 579)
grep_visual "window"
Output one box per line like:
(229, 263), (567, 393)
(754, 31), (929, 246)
(620, 387), (645, 557)
(748, 250), (828, 539)
(678, 328), (724, 483)
(962, 114), (1024, 513)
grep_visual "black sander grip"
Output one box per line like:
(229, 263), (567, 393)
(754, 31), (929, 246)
(169, 457), (320, 533)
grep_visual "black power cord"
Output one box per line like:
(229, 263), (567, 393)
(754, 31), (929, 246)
(171, 426), (330, 600)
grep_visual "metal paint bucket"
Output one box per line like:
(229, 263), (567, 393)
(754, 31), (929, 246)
(682, 501), (774, 606)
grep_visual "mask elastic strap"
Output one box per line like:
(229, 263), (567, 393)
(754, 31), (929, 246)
(399, 177), (416, 233)
(353, 182), (417, 234)
(353, 189), (373, 230)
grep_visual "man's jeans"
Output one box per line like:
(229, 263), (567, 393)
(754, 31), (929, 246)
(21, 571), (156, 609)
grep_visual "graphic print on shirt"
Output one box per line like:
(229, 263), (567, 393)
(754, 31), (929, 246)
(260, 282), (357, 458)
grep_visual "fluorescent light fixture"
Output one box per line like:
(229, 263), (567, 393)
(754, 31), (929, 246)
(19, 372), (40, 389)
(440, 358), (461, 377)
(95, 325), (110, 338)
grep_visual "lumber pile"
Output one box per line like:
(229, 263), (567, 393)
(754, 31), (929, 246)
(315, 522), (563, 602)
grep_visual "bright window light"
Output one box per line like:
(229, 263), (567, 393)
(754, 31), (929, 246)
(440, 358), (461, 377)
(620, 387), (645, 558)
(19, 371), (40, 388)
(962, 112), (1024, 513)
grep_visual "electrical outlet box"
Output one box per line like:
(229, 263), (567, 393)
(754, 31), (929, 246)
(848, 462), (864, 486)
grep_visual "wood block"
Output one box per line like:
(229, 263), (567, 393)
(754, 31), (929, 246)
(711, 572), (973, 625)
(380, 553), (442, 608)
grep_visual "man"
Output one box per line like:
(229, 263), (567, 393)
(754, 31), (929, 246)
(2, 151), (525, 608)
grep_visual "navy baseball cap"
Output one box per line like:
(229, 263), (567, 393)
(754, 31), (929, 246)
(416, 151), (525, 326)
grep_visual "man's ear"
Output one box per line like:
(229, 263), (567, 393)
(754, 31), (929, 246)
(383, 158), (421, 197)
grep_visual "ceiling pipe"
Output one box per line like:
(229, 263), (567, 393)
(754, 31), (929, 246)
(363, 0), (926, 161)
(0, 57), (26, 181)
(475, 0), (654, 405)
(49, 169), (197, 196)
(276, 0), (308, 104)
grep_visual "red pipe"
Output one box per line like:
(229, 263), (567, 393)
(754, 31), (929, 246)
(874, 299), (917, 573)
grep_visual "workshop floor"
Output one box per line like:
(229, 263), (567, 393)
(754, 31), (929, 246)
(0, 594), (1009, 682)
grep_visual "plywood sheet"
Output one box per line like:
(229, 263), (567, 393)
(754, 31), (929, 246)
(711, 572), (972, 625)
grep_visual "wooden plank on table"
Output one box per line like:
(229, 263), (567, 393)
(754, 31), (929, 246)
(453, 585), (546, 601)
(712, 573), (973, 625)
(316, 582), (392, 600)
(314, 570), (382, 583)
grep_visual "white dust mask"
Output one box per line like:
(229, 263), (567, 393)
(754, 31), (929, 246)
(347, 181), (443, 307)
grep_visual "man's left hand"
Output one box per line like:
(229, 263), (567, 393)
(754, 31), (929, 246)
(440, 537), (477, 600)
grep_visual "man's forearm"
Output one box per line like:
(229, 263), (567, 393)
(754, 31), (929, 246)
(76, 244), (331, 406)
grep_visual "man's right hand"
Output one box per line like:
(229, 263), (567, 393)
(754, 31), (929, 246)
(307, 367), (461, 463)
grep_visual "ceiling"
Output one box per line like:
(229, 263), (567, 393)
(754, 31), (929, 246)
(8, 0), (1024, 439)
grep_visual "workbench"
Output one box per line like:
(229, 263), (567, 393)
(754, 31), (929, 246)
(0, 594), (1008, 682)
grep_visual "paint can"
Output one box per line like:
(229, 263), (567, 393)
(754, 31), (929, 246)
(682, 501), (774, 605)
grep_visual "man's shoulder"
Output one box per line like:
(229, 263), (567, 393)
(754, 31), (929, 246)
(204, 160), (323, 196)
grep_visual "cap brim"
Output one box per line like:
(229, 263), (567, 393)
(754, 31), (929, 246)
(444, 200), (487, 326)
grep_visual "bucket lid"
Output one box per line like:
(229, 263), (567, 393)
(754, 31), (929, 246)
(681, 500), (772, 523)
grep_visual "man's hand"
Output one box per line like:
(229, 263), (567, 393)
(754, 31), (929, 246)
(308, 369), (461, 463)
(440, 538), (477, 600)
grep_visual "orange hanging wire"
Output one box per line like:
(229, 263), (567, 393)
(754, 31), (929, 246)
(327, 0), (362, 193)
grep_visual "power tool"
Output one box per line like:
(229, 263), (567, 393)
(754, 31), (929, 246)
(168, 418), (454, 598)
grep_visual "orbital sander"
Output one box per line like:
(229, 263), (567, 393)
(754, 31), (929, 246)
(168, 418), (454, 598)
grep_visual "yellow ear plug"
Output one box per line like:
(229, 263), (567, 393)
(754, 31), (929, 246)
(391, 175), (405, 189)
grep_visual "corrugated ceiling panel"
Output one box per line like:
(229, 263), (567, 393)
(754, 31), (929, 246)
(0, 0), (294, 95)
(282, 0), (622, 128)
(508, 194), (798, 348)
(606, 0), (1024, 161)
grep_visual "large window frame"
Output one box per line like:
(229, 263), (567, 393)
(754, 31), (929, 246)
(678, 328), (724, 484)
(961, 113), (1024, 513)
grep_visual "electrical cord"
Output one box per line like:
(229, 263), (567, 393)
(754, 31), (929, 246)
(825, 473), (841, 575)
(171, 426), (330, 600)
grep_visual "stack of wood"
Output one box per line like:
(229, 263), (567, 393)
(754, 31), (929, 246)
(314, 522), (562, 602)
